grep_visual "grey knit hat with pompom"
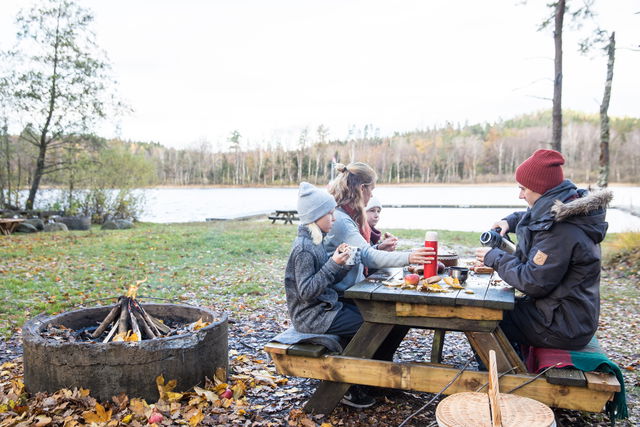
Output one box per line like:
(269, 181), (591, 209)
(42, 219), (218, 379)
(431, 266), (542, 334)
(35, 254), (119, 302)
(297, 182), (337, 224)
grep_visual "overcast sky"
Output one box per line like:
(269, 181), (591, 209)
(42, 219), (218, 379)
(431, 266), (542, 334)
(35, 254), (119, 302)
(1, 0), (639, 150)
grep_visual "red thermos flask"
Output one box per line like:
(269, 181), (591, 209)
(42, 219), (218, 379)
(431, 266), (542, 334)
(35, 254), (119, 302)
(424, 231), (438, 278)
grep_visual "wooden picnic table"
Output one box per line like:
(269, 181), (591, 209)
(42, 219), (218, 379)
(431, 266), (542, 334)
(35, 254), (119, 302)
(267, 266), (620, 415)
(0, 218), (25, 235)
(268, 210), (299, 224)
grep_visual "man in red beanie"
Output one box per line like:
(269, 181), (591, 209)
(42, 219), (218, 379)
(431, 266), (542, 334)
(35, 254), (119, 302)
(476, 149), (613, 351)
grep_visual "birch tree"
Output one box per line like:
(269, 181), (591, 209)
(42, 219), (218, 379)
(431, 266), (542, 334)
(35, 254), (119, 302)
(2, 0), (123, 210)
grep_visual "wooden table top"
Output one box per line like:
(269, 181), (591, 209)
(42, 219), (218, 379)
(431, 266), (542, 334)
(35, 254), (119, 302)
(344, 268), (514, 311)
(0, 218), (25, 224)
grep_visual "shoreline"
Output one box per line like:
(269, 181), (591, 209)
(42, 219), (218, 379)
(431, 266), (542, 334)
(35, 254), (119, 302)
(123, 182), (640, 190)
(28, 181), (640, 191)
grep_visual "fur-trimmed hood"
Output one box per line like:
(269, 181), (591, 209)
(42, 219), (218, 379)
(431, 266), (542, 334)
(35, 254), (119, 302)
(552, 188), (613, 222)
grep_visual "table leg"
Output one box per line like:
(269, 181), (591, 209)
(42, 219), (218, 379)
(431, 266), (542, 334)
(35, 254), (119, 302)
(431, 329), (446, 363)
(465, 328), (527, 374)
(303, 322), (397, 414)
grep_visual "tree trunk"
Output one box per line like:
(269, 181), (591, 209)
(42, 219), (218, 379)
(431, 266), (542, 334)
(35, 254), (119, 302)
(26, 142), (48, 210)
(551, 0), (565, 152)
(598, 32), (615, 188)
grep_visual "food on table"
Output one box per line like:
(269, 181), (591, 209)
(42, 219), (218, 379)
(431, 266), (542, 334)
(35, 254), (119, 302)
(420, 282), (449, 293)
(472, 265), (494, 274)
(443, 276), (463, 288)
(407, 264), (424, 275)
(425, 275), (441, 284)
(404, 273), (420, 285)
(382, 279), (403, 287)
(438, 251), (459, 267)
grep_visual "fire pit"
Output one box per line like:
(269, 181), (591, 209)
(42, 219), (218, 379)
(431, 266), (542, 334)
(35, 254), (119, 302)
(22, 303), (228, 402)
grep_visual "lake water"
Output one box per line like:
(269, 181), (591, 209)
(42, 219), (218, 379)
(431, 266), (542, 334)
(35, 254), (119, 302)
(132, 185), (640, 233)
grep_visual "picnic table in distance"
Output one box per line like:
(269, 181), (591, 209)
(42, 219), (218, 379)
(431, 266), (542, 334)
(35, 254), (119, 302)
(0, 218), (25, 235)
(268, 210), (299, 224)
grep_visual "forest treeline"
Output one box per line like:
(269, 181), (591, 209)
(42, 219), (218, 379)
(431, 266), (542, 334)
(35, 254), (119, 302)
(2, 110), (640, 203)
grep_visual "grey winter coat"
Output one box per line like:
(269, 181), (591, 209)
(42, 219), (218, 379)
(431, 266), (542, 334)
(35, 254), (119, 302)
(284, 225), (349, 334)
(325, 208), (410, 294)
(484, 180), (612, 349)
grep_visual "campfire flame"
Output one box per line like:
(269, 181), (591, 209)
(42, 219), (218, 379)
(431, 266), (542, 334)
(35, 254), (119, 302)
(126, 278), (147, 299)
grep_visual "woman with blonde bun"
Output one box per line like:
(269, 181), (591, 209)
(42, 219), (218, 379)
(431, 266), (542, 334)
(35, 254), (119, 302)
(326, 162), (434, 294)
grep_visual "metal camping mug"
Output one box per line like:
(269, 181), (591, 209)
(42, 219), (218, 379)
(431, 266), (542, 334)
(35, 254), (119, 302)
(345, 245), (359, 265)
(449, 266), (469, 284)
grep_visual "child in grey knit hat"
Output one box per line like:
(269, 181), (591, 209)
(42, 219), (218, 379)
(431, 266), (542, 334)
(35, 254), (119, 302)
(283, 182), (354, 337)
(284, 182), (376, 408)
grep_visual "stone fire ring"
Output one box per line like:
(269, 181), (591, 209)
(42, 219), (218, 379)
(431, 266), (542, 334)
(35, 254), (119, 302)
(22, 303), (228, 402)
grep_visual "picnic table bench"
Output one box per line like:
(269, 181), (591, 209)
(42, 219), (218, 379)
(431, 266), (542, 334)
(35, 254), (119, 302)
(265, 267), (621, 416)
(0, 218), (25, 235)
(268, 210), (299, 224)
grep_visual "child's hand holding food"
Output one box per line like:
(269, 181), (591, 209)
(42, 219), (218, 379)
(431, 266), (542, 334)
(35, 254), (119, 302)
(332, 243), (351, 265)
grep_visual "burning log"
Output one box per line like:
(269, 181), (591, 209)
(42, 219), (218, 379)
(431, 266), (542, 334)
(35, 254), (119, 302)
(91, 279), (175, 342)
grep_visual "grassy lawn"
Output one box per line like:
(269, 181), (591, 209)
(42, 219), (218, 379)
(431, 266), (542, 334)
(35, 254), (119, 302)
(0, 221), (479, 338)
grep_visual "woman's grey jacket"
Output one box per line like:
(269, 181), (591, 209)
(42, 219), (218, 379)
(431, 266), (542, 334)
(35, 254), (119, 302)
(325, 208), (410, 294)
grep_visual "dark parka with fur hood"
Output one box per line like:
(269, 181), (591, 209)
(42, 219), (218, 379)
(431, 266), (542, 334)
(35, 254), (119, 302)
(484, 180), (612, 349)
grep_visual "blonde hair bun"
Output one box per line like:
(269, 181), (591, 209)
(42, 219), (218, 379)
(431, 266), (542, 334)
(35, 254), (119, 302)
(335, 163), (347, 173)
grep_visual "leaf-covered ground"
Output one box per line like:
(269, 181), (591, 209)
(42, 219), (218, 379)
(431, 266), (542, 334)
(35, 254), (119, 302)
(0, 221), (637, 426)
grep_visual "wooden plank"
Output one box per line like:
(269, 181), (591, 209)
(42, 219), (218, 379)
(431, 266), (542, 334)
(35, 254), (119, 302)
(465, 331), (515, 374)
(287, 344), (327, 358)
(453, 276), (491, 308)
(365, 268), (397, 282)
(371, 284), (459, 306)
(584, 371), (621, 393)
(431, 329), (445, 363)
(482, 284), (515, 310)
(270, 353), (615, 413)
(355, 300), (499, 332)
(264, 342), (291, 355)
(396, 302), (503, 321)
(493, 327), (527, 374)
(545, 368), (587, 387)
(344, 281), (383, 301)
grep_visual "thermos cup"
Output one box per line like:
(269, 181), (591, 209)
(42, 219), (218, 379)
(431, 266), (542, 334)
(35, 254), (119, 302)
(424, 231), (438, 277)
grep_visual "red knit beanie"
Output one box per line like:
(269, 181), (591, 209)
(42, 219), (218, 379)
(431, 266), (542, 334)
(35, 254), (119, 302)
(515, 149), (565, 194)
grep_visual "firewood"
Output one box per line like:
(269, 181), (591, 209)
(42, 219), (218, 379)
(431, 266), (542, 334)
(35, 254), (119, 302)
(91, 299), (122, 338)
(132, 300), (163, 336)
(148, 314), (172, 334)
(128, 303), (142, 339)
(133, 310), (157, 339)
(117, 297), (130, 335)
(103, 321), (118, 343)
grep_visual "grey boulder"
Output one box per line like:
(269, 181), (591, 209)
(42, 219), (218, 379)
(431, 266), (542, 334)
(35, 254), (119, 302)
(58, 216), (91, 231)
(44, 222), (69, 232)
(15, 222), (38, 233)
(101, 219), (134, 230)
(24, 218), (44, 231)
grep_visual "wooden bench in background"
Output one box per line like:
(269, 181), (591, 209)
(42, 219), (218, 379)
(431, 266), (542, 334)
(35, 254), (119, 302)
(268, 210), (299, 224)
